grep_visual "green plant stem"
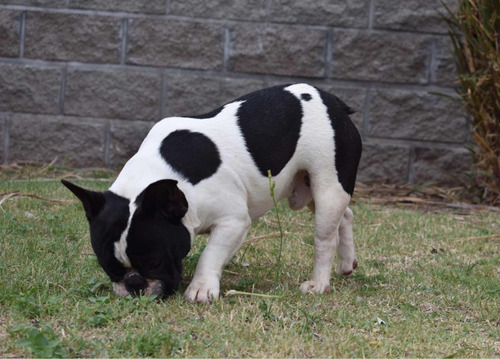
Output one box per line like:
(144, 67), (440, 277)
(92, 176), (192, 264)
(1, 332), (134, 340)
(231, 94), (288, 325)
(268, 170), (284, 289)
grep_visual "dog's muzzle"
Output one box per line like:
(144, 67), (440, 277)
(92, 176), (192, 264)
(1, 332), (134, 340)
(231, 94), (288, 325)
(113, 271), (164, 297)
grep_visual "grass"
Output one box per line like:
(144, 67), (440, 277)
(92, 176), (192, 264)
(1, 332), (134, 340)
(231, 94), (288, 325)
(0, 179), (499, 357)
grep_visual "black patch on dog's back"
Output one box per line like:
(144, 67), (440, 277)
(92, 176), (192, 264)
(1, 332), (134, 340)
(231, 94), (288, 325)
(160, 130), (222, 185)
(236, 85), (303, 177)
(317, 88), (361, 196)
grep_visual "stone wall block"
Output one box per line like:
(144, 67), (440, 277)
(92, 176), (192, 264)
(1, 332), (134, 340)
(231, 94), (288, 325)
(8, 114), (106, 166)
(0, 115), (5, 164)
(331, 30), (431, 84)
(0, 63), (61, 114)
(0, 9), (22, 58)
(228, 24), (326, 77)
(24, 12), (122, 63)
(369, 89), (466, 142)
(69, 0), (166, 14)
(0, 0), (65, 7)
(65, 69), (162, 121)
(126, 18), (224, 70)
(169, 0), (266, 21)
(413, 146), (471, 184)
(357, 142), (410, 183)
(373, 0), (456, 34)
(165, 74), (266, 117)
(108, 119), (154, 168)
(268, 0), (369, 27)
(432, 36), (458, 87)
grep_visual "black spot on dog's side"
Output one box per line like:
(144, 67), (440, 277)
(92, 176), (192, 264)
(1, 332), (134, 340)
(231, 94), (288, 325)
(316, 88), (361, 196)
(160, 130), (222, 185)
(236, 85), (303, 177)
(301, 93), (312, 101)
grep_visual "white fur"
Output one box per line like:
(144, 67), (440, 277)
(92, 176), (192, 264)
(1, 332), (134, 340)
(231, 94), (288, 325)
(113, 201), (136, 269)
(109, 84), (357, 302)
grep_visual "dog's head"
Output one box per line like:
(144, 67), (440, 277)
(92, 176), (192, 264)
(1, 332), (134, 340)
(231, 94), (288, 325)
(62, 179), (191, 298)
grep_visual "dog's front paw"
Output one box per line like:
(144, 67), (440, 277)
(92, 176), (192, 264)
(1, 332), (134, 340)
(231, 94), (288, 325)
(300, 280), (331, 294)
(184, 279), (220, 303)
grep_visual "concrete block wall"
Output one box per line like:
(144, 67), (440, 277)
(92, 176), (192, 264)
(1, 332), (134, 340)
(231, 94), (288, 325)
(0, 0), (469, 184)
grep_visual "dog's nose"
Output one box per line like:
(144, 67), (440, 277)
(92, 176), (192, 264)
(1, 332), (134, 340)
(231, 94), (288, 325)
(124, 271), (148, 295)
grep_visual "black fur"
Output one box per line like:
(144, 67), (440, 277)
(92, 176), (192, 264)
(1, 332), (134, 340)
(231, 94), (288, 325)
(316, 88), (362, 196)
(126, 180), (191, 295)
(301, 93), (312, 101)
(61, 180), (129, 282)
(160, 130), (222, 185)
(124, 272), (148, 295)
(236, 85), (303, 177)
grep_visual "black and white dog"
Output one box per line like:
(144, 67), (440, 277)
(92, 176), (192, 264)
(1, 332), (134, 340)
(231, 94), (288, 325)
(62, 84), (362, 303)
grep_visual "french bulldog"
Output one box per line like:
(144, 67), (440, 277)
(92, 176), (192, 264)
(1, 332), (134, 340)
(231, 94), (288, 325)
(62, 83), (362, 303)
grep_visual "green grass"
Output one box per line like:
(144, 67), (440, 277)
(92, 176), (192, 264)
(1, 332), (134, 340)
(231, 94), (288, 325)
(0, 179), (499, 357)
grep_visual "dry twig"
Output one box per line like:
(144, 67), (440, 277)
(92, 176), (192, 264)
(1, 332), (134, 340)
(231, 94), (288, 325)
(0, 192), (75, 208)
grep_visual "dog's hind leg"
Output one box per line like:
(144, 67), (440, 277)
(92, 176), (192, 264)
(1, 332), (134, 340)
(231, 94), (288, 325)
(308, 203), (357, 276)
(300, 179), (350, 294)
(336, 207), (357, 276)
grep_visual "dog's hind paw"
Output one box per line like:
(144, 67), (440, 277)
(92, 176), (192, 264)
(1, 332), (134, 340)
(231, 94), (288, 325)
(300, 280), (331, 294)
(184, 280), (220, 303)
(337, 257), (358, 277)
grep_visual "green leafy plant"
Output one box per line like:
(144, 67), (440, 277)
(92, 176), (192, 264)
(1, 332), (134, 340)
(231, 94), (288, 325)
(12, 325), (67, 358)
(443, 0), (500, 205)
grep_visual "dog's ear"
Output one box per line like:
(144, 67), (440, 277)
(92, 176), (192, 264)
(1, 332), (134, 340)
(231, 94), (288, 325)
(138, 179), (188, 223)
(61, 179), (105, 220)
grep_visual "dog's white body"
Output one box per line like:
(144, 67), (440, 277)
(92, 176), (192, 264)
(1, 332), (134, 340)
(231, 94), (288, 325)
(105, 84), (359, 302)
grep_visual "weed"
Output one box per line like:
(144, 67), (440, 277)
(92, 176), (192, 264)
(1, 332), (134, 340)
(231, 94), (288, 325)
(258, 299), (277, 321)
(10, 325), (67, 358)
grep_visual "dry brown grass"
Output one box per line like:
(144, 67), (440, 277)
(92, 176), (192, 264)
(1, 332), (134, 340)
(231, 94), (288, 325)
(443, 0), (500, 205)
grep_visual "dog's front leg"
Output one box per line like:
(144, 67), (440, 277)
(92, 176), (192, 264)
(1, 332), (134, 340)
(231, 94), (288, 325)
(185, 215), (251, 303)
